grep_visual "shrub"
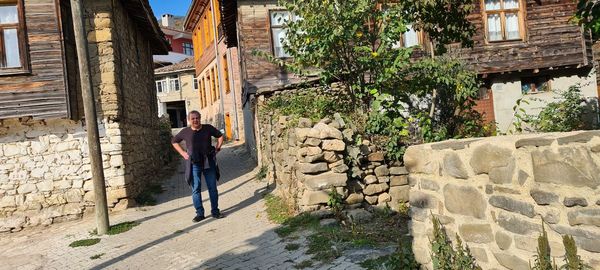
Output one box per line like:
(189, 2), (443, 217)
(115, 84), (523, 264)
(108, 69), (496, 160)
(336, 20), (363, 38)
(430, 216), (480, 270)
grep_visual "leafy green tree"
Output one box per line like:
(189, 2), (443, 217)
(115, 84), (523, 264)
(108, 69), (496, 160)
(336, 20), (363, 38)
(575, 0), (600, 37)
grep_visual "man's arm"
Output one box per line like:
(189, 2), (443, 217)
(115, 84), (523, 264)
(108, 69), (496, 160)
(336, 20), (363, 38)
(215, 136), (224, 153)
(172, 143), (189, 160)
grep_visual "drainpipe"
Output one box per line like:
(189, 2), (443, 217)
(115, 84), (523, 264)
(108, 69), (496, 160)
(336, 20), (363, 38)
(210, 0), (226, 132)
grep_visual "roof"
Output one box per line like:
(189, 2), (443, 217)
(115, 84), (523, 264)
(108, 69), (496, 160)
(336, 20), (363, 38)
(121, 0), (170, 54)
(184, 0), (238, 48)
(153, 52), (192, 66)
(154, 57), (195, 75)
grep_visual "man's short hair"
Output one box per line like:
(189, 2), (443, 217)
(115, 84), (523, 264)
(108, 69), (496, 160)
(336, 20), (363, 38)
(188, 110), (201, 118)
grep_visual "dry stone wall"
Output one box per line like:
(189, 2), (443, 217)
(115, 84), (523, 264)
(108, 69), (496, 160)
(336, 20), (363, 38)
(257, 95), (409, 212)
(405, 131), (600, 269)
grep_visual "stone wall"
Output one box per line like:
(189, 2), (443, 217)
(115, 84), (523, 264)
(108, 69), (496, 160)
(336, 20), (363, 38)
(0, 118), (133, 232)
(256, 90), (410, 212)
(405, 131), (600, 269)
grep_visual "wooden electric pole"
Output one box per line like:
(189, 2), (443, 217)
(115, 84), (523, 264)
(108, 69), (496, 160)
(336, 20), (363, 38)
(70, 0), (110, 235)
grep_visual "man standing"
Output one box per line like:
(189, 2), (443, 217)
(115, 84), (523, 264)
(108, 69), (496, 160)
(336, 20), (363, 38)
(172, 111), (225, 222)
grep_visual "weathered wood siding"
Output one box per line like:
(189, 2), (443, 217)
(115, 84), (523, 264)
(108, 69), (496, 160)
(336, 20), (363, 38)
(0, 0), (69, 120)
(457, 0), (592, 75)
(237, 0), (302, 93)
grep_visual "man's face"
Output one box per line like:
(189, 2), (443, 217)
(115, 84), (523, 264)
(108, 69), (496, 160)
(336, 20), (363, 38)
(189, 113), (201, 129)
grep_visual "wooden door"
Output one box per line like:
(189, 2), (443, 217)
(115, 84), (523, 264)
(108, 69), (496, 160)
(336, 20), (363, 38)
(225, 113), (232, 140)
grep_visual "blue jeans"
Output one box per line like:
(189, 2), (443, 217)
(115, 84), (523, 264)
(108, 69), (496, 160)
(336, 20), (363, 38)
(191, 164), (219, 217)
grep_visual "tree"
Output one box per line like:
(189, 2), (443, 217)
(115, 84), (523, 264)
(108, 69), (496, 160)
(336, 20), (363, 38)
(575, 0), (600, 37)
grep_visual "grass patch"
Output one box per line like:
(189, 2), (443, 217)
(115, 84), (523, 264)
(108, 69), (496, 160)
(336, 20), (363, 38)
(256, 166), (268, 181)
(69, 238), (101, 247)
(264, 193), (294, 224)
(90, 253), (105, 260)
(359, 245), (420, 270)
(293, 260), (313, 269)
(285, 243), (301, 251)
(90, 221), (140, 236)
(134, 183), (165, 206)
(275, 214), (320, 238)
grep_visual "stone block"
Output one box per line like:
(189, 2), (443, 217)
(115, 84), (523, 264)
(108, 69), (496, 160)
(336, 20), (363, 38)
(304, 172), (348, 190)
(342, 129), (354, 141)
(323, 151), (339, 163)
(331, 164), (349, 173)
(390, 175), (408, 186)
(459, 224), (494, 243)
(470, 144), (513, 174)
(497, 212), (541, 235)
(493, 253), (529, 270)
(374, 165), (389, 176)
(367, 152), (384, 162)
(410, 190), (439, 209)
(304, 138), (321, 147)
(495, 231), (512, 250)
(541, 207), (561, 224)
(345, 209), (373, 223)
(563, 197), (588, 207)
(404, 146), (438, 174)
(363, 183), (389, 196)
(443, 184), (486, 219)
(364, 175), (378, 185)
(36, 181), (53, 192)
(297, 162), (329, 174)
(65, 190), (83, 203)
(295, 128), (311, 142)
(311, 123), (343, 140)
(389, 167), (408, 175)
(470, 247), (488, 263)
(297, 118), (312, 128)
(345, 193), (364, 205)
(530, 189), (558, 205)
(514, 136), (555, 148)
(322, 139), (345, 151)
(0, 195), (16, 208)
(365, 195), (378, 204)
(377, 176), (389, 183)
(442, 152), (468, 179)
(420, 178), (439, 191)
(532, 147), (600, 189)
(489, 195), (535, 218)
(17, 184), (37, 194)
(378, 192), (391, 203)
(301, 190), (329, 205)
(567, 209), (600, 227)
(431, 138), (481, 150)
(389, 186), (410, 204)
(305, 154), (325, 163)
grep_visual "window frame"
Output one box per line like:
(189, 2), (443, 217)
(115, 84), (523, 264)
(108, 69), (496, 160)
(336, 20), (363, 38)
(0, 0), (29, 75)
(169, 75), (180, 92)
(183, 42), (193, 56)
(156, 78), (167, 94)
(269, 10), (295, 59)
(222, 53), (230, 94)
(481, 0), (526, 43)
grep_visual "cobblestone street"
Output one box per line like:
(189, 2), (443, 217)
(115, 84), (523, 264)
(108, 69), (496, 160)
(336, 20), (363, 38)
(0, 144), (368, 270)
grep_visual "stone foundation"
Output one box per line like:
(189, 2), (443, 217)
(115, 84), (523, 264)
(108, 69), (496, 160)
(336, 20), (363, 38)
(405, 131), (600, 269)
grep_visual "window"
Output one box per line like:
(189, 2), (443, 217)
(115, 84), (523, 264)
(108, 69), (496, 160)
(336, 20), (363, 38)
(483, 0), (523, 42)
(183, 42), (193, 56)
(270, 11), (298, 58)
(200, 77), (207, 108)
(222, 54), (230, 94)
(193, 77), (199, 90)
(0, 0), (28, 73)
(521, 77), (550, 94)
(156, 79), (167, 93)
(403, 25), (420, 47)
(210, 67), (217, 101)
(169, 75), (180, 91)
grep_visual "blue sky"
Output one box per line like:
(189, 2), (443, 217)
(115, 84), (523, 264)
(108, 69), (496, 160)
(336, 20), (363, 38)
(150, 0), (192, 17)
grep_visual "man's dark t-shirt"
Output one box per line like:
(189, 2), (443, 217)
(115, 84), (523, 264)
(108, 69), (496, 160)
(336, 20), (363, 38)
(172, 124), (223, 169)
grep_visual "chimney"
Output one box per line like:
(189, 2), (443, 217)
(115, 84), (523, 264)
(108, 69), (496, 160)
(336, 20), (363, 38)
(161, 14), (175, 28)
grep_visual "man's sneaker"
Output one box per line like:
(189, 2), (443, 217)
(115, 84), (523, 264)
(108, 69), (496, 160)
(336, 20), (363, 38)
(212, 213), (225, 219)
(192, 215), (205, 223)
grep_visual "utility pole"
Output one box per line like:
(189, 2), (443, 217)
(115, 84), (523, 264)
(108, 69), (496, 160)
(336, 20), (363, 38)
(70, 0), (110, 235)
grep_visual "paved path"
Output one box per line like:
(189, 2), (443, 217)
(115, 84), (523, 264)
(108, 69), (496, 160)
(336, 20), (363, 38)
(0, 144), (367, 270)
